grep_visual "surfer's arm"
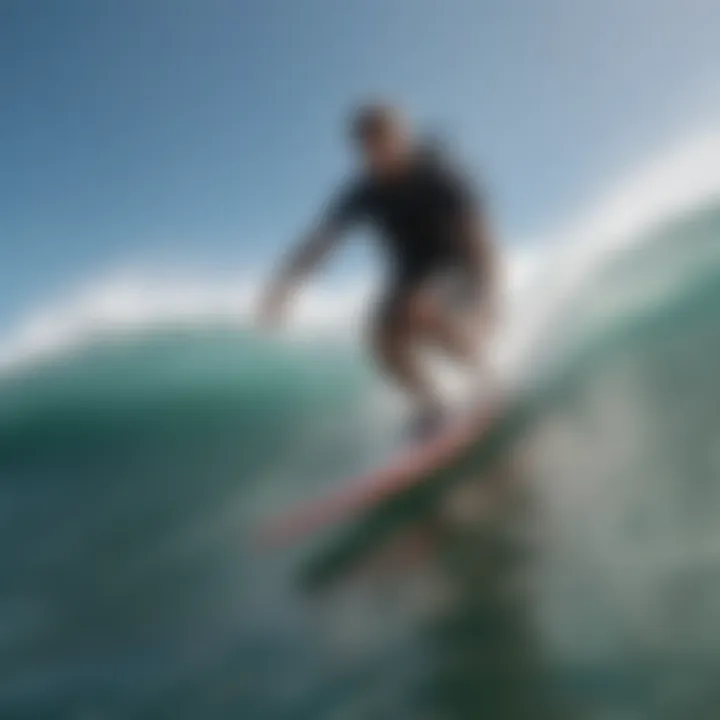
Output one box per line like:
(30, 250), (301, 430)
(259, 182), (366, 326)
(259, 222), (344, 325)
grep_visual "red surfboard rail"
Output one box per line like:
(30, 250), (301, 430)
(259, 400), (503, 547)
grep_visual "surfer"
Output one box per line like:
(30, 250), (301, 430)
(259, 104), (497, 436)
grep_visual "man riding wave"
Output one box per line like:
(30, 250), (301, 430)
(260, 104), (497, 437)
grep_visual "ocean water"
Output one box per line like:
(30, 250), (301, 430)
(2, 153), (720, 717)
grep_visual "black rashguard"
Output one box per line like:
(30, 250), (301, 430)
(326, 154), (479, 286)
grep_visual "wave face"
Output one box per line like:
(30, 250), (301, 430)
(2, 148), (720, 717)
(0, 331), (398, 719)
(512, 200), (720, 718)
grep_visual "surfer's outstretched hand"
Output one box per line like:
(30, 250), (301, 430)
(257, 286), (288, 329)
(257, 276), (295, 330)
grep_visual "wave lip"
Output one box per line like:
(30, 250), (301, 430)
(498, 131), (720, 379)
(0, 274), (371, 376)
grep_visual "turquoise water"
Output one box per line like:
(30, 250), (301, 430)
(1, 202), (720, 718)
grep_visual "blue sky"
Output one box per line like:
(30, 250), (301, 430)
(2, 0), (719, 326)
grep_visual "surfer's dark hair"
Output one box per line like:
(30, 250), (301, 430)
(350, 103), (403, 143)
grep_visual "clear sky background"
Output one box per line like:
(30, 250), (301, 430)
(2, 0), (719, 327)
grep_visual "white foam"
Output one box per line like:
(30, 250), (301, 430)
(498, 130), (720, 379)
(0, 271), (376, 373)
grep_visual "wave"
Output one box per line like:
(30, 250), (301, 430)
(1, 130), (720, 718)
(513, 204), (720, 716)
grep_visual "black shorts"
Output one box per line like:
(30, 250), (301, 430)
(377, 260), (479, 331)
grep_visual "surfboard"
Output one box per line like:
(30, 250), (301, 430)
(260, 396), (505, 548)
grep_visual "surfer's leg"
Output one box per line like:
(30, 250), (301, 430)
(423, 303), (481, 366)
(396, 276), (481, 368)
(372, 311), (439, 409)
(371, 286), (442, 412)
(416, 268), (493, 370)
